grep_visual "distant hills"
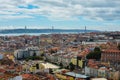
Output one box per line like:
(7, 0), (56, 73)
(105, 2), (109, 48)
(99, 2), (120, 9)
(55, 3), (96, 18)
(0, 29), (99, 34)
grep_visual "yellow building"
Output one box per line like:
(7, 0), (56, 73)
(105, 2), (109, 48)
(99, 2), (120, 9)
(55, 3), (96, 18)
(71, 58), (77, 65)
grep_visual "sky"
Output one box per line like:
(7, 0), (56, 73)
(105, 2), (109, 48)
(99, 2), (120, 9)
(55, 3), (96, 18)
(0, 0), (120, 31)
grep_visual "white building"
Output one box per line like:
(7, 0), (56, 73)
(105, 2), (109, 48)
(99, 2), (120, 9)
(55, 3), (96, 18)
(14, 47), (40, 59)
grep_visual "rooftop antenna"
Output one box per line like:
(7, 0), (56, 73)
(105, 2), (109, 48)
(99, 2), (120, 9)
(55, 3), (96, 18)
(24, 26), (27, 35)
(51, 26), (54, 46)
(25, 26), (27, 30)
(85, 26), (86, 33)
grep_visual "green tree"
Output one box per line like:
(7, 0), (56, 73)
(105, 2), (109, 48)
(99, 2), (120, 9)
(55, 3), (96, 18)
(94, 47), (101, 52)
(33, 52), (36, 56)
(86, 47), (101, 60)
(59, 62), (63, 69)
(41, 53), (44, 57)
(49, 68), (53, 74)
(69, 62), (75, 71)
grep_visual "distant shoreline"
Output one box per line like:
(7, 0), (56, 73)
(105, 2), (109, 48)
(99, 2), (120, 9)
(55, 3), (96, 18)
(0, 29), (99, 36)
(0, 32), (84, 36)
(0, 33), (51, 36)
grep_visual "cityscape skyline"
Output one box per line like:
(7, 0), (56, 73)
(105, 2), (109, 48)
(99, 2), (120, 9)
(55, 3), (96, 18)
(0, 0), (120, 31)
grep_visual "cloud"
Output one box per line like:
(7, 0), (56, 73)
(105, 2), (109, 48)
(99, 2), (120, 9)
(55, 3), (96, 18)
(0, 15), (33, 20)
(0, 0), (120, 21)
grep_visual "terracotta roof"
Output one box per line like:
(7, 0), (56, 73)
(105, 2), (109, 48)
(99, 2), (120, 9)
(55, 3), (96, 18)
(22, 74), (41, 80)
(0, 69), (6, 73)
(22, 74), (31, 78)
(103, 49), (120, 53)
(99, 67), (109, 71)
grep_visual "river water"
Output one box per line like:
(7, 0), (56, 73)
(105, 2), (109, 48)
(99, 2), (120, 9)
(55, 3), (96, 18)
(0, 32), (81, 36)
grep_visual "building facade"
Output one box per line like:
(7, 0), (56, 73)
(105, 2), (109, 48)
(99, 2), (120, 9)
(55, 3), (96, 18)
(14, 47), (40, 60)
(101, 50), (120, 63)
